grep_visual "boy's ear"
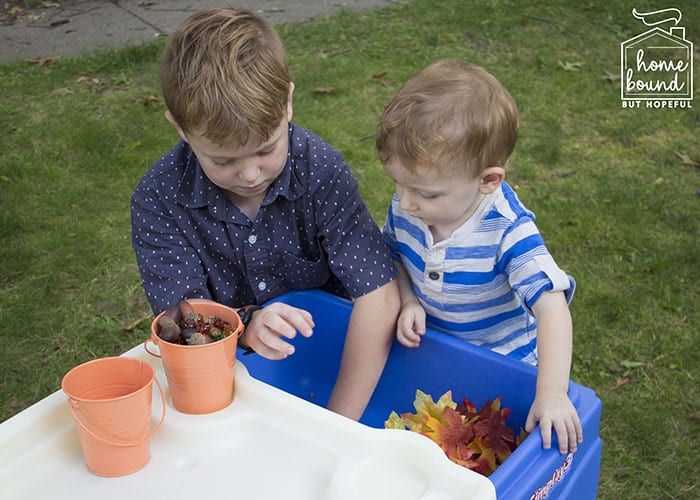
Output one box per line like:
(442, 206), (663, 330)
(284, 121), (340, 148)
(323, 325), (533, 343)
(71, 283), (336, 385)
(479, 166), (506, 194)
(287, 82), (295, 121)
(165, 110), (188, 142)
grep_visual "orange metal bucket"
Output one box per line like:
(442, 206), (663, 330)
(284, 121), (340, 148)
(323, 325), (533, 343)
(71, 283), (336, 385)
(145, 299), (242, 414)
(61, 356), (165, 477)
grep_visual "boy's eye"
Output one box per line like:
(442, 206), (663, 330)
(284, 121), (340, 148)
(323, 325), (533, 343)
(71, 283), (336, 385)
(419, 192), (438, 199)
(258, 147), (275, 156)
(212, 158), (234, 166)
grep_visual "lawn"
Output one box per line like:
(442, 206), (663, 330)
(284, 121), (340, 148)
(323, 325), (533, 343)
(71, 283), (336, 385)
(1, 0), (698, 498)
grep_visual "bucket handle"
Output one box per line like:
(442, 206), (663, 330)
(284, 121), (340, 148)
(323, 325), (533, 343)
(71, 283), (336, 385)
(143, 338), (161, 358)
(69, 376), (167, 447)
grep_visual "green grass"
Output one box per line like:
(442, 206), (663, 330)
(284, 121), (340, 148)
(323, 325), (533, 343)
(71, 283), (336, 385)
(1, 1), (698, 498)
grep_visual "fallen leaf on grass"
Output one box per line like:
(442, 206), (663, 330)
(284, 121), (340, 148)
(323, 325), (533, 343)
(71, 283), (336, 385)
(28, 55), (58, 66)
(372, 71), (394, 87)
(558, 60), (583, 71)
(136, 95), (160, 106)
(314, 86), (335, 94)
(119, 315), (151, 331)
(675, 151), (700, 169)
(599, 70), (620, 82)
(609, 377), (629, 390)
(77, 76), (100, 85)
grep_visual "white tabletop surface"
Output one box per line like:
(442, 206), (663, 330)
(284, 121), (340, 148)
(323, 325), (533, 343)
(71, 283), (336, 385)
(0, 344), (496, 500)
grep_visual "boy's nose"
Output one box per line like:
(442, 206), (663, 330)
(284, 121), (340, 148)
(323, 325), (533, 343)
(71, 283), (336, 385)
(238, 162), (260, 183)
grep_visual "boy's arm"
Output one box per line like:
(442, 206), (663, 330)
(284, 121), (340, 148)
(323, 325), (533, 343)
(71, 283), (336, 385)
(394, 262), (426, 347)
(526, 290), (584, 454)
(326, 279), (400, 420)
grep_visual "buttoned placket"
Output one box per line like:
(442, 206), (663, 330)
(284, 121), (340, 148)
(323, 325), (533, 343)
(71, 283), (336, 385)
(424, 245), (446, 293)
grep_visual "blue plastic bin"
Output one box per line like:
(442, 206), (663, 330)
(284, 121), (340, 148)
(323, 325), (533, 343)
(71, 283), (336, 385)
(244, 290), (602, 499)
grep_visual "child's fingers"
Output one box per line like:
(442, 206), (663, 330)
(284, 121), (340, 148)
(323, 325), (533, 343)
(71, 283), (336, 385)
(396, 326), (421, 347)
(259, 303), (314, 338)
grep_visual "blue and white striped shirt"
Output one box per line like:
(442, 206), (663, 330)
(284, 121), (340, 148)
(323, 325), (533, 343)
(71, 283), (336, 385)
(382, 182), (574, 365)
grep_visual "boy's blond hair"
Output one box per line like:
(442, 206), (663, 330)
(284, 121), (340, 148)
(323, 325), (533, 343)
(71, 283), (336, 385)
(160, 8), (291, 146)
(376, 59), (518, 178)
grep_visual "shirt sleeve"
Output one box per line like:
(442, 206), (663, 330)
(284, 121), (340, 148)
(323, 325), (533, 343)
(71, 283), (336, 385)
(309, 152), (397, 298)
(130, 178), (212, 314)
(500, 216), (573, 312)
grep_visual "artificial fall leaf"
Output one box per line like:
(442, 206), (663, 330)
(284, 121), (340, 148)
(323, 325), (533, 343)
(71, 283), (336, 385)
(467, 436), (497, 474)
(415, 389), (457, 418)
(384, 411), (405, 429)
(457, 396), (478, 420)
(423, 406), (475, 463)
(400, 389), (456, 432)
(516, 427), (530, 446)
(471, 398), (515, 463)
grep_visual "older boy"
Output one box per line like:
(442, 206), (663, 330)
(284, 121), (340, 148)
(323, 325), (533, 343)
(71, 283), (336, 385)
(131, 8), (399, 420)
(377, 59), (583, 453)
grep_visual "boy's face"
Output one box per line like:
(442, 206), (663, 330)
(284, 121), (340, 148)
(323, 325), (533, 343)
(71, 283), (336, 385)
(383, 160), (504, 238)
(166, 85), (294, 209)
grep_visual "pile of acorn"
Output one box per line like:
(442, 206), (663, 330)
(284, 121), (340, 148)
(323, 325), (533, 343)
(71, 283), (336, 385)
(156, 300), (236, 345)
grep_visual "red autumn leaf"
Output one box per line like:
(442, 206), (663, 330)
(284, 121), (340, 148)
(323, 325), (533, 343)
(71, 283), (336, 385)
(424, 406), (475, 463)
(457, 396), (478, 419)
(472, 398), (516, 462)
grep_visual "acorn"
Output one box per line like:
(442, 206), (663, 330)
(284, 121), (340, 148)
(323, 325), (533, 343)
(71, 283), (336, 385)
(157, 315), (181, 343)
(162, 302), (182, 324)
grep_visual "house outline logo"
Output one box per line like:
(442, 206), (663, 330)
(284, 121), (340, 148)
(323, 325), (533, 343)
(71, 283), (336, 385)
(621, 8), (693, 108)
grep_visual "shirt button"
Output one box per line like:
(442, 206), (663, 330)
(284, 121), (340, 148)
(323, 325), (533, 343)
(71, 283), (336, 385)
(258, 281), (267, 291)
(428, 271), (440, 280)
(248, 234), (257, 244)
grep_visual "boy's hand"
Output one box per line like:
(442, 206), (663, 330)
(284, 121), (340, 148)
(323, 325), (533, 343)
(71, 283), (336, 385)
(239, 302), (314, 359)
(396, 301), (426, 348)
(525, 391), (583, 454)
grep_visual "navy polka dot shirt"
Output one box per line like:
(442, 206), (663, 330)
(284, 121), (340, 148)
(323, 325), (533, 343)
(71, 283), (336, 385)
(131, 124), (397, 314)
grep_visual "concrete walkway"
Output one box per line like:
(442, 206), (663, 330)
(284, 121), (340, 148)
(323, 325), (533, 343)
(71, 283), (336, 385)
(1, 0), (404, 63)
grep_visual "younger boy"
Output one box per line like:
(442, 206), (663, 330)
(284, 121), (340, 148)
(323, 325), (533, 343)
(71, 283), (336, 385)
(377, 59), (583, 453)
(131, 8), (399, 420)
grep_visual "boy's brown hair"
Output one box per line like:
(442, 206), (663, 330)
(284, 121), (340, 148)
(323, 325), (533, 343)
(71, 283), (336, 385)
(376, 59), (518, 178)
(160, 8), (291, 146)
